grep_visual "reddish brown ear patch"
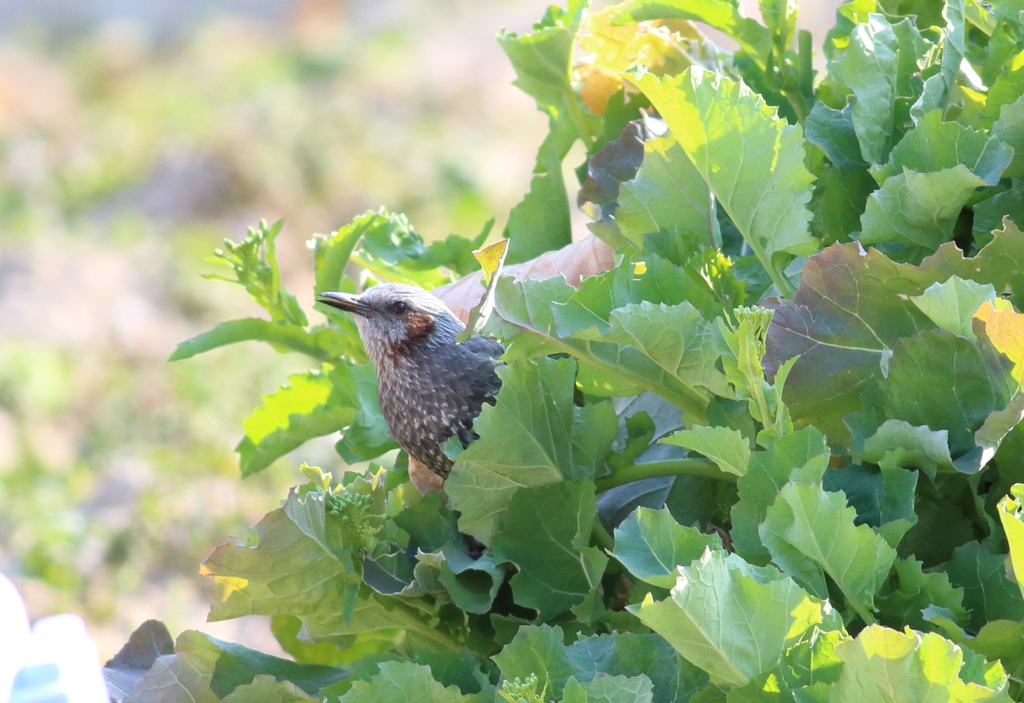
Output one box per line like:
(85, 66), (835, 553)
(405, 313), (436, 340)
(384, 312), (435, 356)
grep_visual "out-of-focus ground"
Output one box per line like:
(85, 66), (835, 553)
(0, 0), (841, 660)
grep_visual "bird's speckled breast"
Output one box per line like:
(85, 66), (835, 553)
(376, 341), (499, 477)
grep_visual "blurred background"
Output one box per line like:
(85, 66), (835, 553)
(0, 0), (841, 660)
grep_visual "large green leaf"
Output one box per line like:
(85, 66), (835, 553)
(872, 111), (1012, 186)
(883, 329), (1013, 458)
(493, 625), (705, 702)
(875, 558), (967, 632)
(833, 626), (1010, 703)
(761, 482), (897, 618)
(858, 165), (988, 252)
(502, 128), (573, 265)
(490, 479), (607, 620)
(730, 427), (830, 565)
(629, 550), (840, 687)
(562, 675), (654, 703)
(628, 67), (817, 295)
(490, 275), (723, 422)
(614, 135), (716, 251)
(610, 507), (723, 588)
(336, 661), (474, 703)
(200, 490), (362, 623)
(236, 363), (359, 477)
(762, 243), (938, 446)
(446, 358), (616, 545)
(221, 676), (314, 702)
(919, 218), (1024, 310)
(943, 542), (1024, 632)
(822, 463), (919, 547)
(830, 15), (928, 165)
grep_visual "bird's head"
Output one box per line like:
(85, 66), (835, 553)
(318, 283), (464, 363)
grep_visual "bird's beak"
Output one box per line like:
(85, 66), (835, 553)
(317, 292), (373, 317)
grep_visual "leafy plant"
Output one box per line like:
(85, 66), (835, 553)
(109, 0), (1024, 700)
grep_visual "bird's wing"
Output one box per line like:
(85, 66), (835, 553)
(461, 334), (504, 360)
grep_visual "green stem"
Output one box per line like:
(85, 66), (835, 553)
(798, 30), (814, 100)
(595, 459), (736, 493)
(746, 240), (795, 298)
(591, 520), (615, 551)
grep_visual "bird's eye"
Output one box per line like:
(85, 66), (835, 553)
(391, 301), (409, 315)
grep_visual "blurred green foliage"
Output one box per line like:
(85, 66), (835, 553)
(0, 1), (547, 655)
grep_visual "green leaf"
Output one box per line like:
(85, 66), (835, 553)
(762, 243), (940, 446)
(805, 102), (868, 170)
(910, 276), (997, 340)
(613, 0), (772, 67)
(884, 329), (1013, 458)
(494, 625), (707, 702)
(761, 482), (897, 618)
(491, 275), (719, 422)
(874, 111), (1012, 187)
(982, 48), (1024, 126)
(822, 464), (919, 547)
(336, 661), (474, 703)
(446, 358), (615, 545)
(991, 96), (1024, 178)
(121, 630), (221, 703)
(859, 166), (988, 252)
(493, 625), (576, 699)
(170, 318), (351, 362)
(200, 490), (362, 623)
(614, 134), (716, 251)
(312, 211), (382, 294)
(610, 507), (723, 588)
(911, 0), (966, 118)
(875, 558), (968, 632)
(491, 479), (607, 620)
(565, 632), (708, 703)
(236, 363), (358, 477)
(944, 542), (1024, 633)
(502, 128), (573, 265)
(603, 301), (731, 399)
(997, 485), (1024, 603)
(629, 550), (840, 687)
(572, 674), (654, 703)
(220, 675), (315, 702)
(831, 15), (928, 165)
(662, 426), (750, 477)
(920, 217), (1024, 310)
(627, 68), (817, 296)
(833, 626), (1011, 702)
(972, 181), (1024, 246)
(730, 427), (830, 565)
(858, 420), (955, 480)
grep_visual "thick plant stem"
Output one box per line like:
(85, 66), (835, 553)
(595, 458), (736, 492)
(591, 520), (615, 551)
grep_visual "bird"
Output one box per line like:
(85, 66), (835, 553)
(318, 283), (503, 485)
